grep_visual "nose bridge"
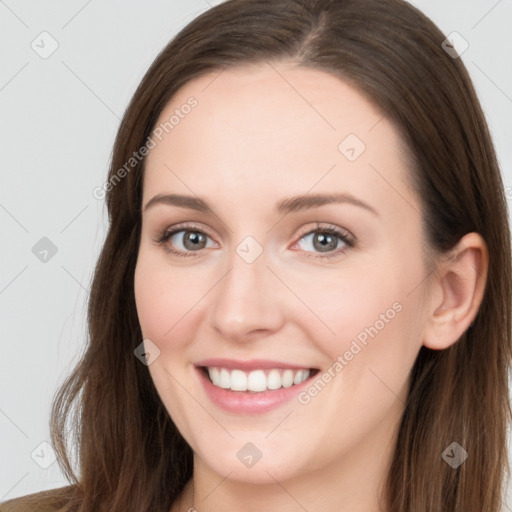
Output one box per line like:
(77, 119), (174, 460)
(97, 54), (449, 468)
(208, 239), (283, 339)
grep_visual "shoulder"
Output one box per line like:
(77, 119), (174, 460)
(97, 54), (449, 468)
(0, 485), (77, 512)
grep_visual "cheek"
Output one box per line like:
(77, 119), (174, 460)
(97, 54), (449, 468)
(288, 263), (400, 354)
(134, 254), (198, 348)
(133, 255), (206, 431)
(134, 250), (224, 364)
(295, 249), (425, 382)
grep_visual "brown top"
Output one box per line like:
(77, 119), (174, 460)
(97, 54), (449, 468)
(0, 486), (76, 512)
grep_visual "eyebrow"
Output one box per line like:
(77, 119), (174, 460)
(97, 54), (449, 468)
(143, 192), (379, 217)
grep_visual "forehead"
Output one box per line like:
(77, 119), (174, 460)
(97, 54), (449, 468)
(142, 62), (415, 217)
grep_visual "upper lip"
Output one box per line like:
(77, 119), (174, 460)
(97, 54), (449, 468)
(195, 358), (317, 371)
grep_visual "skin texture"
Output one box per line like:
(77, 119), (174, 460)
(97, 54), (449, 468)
(133, 62), (488, 512)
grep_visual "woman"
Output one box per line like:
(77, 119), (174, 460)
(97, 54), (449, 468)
(2, 0), (510, 510)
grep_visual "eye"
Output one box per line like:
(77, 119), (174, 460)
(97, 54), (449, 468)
(154, 222), (356, 259)
(154, 225), (217, 258)
(294, 223), (355, 259)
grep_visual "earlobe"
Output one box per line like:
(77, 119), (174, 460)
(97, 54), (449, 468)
(422, 232), (488, 350)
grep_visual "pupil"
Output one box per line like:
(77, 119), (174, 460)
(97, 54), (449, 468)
(314, 233), (337, 252)
(184, 232), (205, 250)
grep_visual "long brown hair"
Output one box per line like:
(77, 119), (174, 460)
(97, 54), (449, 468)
(3, 0), (510, 511)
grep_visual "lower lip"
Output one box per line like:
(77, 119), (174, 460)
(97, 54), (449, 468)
(196, 367), (314, 414)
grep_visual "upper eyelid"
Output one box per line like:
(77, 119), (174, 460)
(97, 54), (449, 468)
(163, 222), (218, 242)
(160, 222), (354, 247)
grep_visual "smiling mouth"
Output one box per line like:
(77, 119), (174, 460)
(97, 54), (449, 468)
(200, 366), (319, 393)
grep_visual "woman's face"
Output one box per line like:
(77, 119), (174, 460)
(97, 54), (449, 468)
(134, 62), (432, 485)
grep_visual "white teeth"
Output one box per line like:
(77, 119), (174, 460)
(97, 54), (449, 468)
(267, 369), (281, 390)
(218, 368), (230, 389)
(230, 370), (247, 391)
(247, 370), (267, 392)
(282, 369), (294, 388)
(206, 367), (311, 392)
(209, 367), (220, 384)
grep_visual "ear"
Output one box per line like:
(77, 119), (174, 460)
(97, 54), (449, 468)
(422, 232), (489, 350)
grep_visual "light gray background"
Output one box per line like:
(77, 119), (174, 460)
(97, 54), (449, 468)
(1, 0), (511, 505)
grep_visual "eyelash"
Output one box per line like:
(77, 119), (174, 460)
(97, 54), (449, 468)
(153, 222), (356, 260)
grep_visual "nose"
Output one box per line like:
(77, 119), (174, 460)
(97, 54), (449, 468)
(207, 246), (286, 343)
